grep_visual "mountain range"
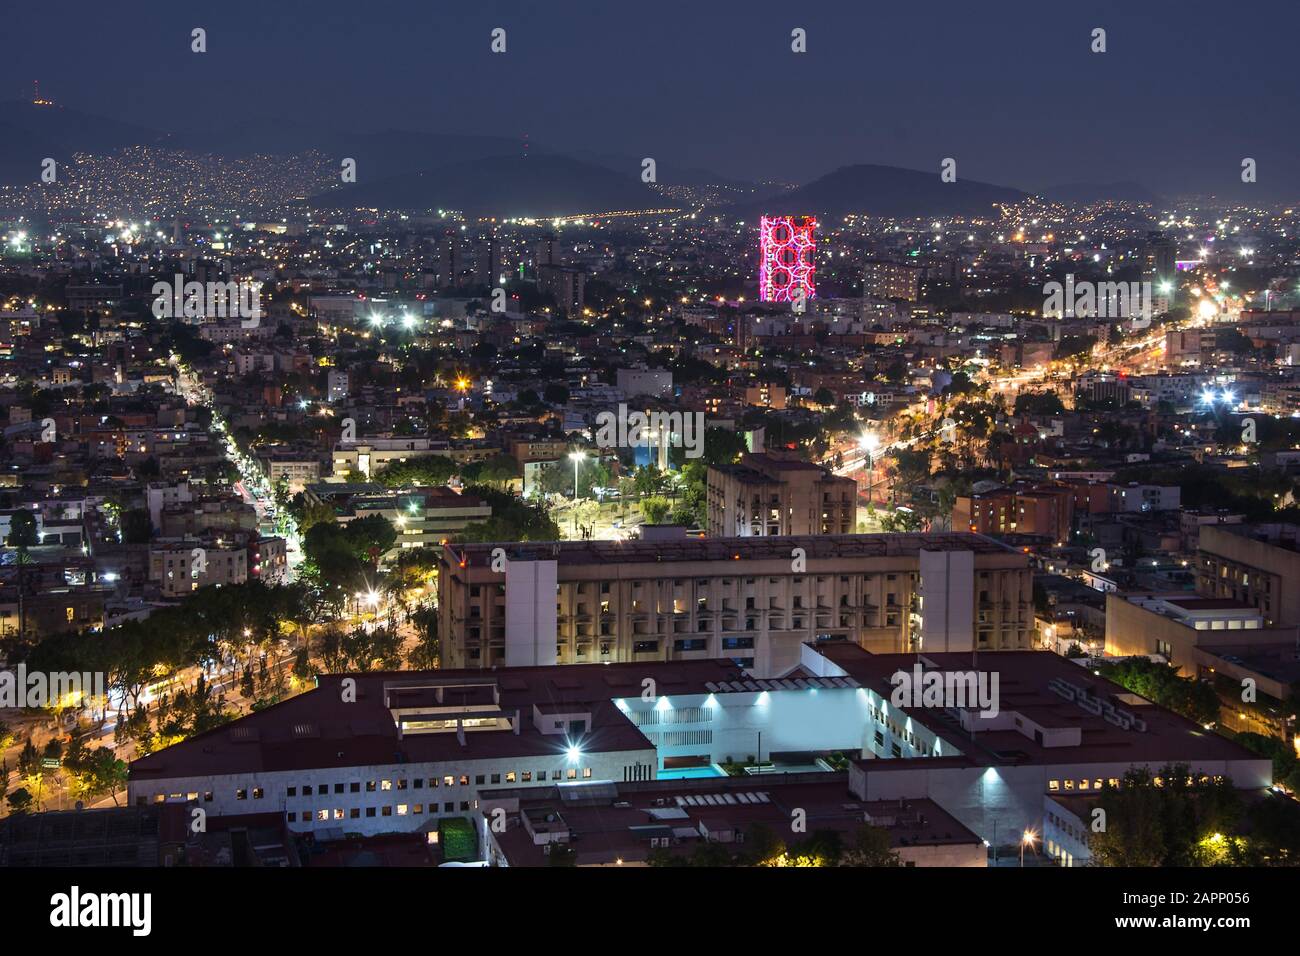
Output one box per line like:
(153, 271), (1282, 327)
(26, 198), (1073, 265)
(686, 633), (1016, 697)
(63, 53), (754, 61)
(0, 100), (1181, 218)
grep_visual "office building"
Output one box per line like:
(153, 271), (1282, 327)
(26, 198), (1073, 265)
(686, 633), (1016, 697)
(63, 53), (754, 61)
(707, 452), (856, 537)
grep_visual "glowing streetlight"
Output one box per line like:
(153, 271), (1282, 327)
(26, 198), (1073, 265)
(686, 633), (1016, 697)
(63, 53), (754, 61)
(569, 451), (587, 536)
(1020, 828), (1037, 867)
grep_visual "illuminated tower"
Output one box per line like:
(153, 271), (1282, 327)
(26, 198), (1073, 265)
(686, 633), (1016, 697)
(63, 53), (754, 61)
(759, 215), (817, 302)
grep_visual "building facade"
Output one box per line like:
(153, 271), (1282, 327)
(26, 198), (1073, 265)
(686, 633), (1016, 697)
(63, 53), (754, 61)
(436, 533), (1034, 677)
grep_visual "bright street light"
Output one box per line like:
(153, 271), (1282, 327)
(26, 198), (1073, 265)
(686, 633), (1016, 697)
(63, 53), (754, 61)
(1020, 828), (1037, 867)
(569, 451), (587, 536)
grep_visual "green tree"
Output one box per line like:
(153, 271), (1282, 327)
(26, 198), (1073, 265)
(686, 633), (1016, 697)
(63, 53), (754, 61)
(407, 605), (440, 670)
(66, 748), (129, 806)
(641, 496), (671, 524)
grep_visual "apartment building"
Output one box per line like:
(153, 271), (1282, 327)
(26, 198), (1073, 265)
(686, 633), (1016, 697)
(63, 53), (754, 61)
(148, 540), (249, 597)
(260, 453), (322, 495)
(330, 487), (493, 555)
(953, 485), (1073, 544)
(707, 453), (856, 537)
(436, 532), (1034, 678)
(1197, 523), (1300, 627)
(332, 437), (442, 480)
(863, 259), (921, 302)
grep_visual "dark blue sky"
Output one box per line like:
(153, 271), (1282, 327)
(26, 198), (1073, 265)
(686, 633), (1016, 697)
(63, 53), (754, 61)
(5, 0), (1298, 196)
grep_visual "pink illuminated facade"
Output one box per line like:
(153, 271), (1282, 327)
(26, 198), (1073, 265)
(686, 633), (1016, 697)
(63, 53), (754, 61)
(759, 215), (817, 302)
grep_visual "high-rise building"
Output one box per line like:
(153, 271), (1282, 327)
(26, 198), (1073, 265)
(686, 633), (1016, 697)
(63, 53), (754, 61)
(474, 236), (502, 289)
(1143, 231), (1178, 312)
(863, 259), (921, 302)
(758, 216), (816, 302)
(537, 264), (585, 315)
(439, 233), (460, 289)
(535, 235), (560, 269)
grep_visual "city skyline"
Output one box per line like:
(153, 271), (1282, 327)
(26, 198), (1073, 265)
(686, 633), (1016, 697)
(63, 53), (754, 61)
(1, 1), (1298, 912)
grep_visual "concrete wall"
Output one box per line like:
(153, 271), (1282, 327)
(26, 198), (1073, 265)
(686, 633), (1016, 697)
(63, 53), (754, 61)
(505, 559), (557, 667)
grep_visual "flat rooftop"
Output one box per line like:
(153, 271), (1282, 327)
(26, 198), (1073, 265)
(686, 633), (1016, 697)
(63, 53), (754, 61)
(812, 643), (1262, 769)
(1163, 597), (1253, 611)
(130, 660), (745, 782)
(444, 532), (1018, 569)
(484, 775), (981, 866)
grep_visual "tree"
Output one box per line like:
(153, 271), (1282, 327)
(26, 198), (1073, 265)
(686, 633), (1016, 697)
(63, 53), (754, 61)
(344, 626), (403, 672)
(292, 495), (338, 534)
(374, 456), (457, 488)
(66, 748), (128, 806)
(879, 508), (924, 533)
(407, 605), (440, 670)
(456, 486), (560, 542)
(1096, 658), (1219, 725)
(839, 825), (902, 866)
(460, 455), (520, 489)
(1089, 765), (1244, 867)
(315, 626), (351, 674)
(5, 509), (39, 549)
(1014, 392), (1065, 416)
(292, 646), (315, 683)
(641, 496), (671, 525)
(634, 464), (669, 498)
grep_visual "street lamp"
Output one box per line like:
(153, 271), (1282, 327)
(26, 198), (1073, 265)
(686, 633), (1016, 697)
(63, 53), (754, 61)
(1020, 828), (1037, 867)
(569, 451), (586, 537)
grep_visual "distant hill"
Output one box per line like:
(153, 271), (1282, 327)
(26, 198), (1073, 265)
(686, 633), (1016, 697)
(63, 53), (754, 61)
(566, 149), (751, 188)
(1042, 181), (1162, 205)
(0, 100), (166, 184)
(172, 120), (534, 182)
(313, 153), (670, 218)
(719, 163), (1031, 220)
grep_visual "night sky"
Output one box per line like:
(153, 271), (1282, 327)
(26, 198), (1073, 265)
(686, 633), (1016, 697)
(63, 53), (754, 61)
(4, 0), (1298, 197)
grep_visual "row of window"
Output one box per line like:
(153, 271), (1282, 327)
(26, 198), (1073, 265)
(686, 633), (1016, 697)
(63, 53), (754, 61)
(1048, 777), (1119, 793)
(295, 801), (472, 821)
(1049, 773), (1225, 793)
(228, 766), (597, 802)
